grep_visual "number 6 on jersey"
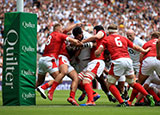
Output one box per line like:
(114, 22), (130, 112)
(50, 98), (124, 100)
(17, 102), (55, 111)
(115, 37), (122, 47)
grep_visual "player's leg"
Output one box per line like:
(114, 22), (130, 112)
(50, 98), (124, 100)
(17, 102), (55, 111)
(147, 87), (160, 106)
(126, 74), (155, 106)
(37, 56), (58, 99)
(96, 74), (116, 103)
(36, 74), (45, 88)
(47, 57), (65, 101)
(82, 71), (96, 105)
(67, 69), (79, 106)
(107, 75), (125, 106)
(81, 60), (105, 105)
(36, 74), (47, 99)
(77, 71), (87, 101)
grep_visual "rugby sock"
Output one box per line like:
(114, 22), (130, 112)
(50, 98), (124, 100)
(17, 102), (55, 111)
(70, 91), (75, 99)
(41, 82), (50, 90)
(148, 88), (160, 102)
(139, 98), (144, 103)
(48, 81), (59, 93)
(79, 81), (84, 89)
(84, 83), (94, 102)
(129, 88), (138, 102)
(90, 82), (93, 88)
(90, 82), (96, 94)
(133, 83), (148, 96)
(109, 85), (123, 103)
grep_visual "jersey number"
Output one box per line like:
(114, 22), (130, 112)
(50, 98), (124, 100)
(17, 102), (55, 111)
(115, 37), (122, 47)
(46, 35), (52, 45)
(153, 39), (158, 44)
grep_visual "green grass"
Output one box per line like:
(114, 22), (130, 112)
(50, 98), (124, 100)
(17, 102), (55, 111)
(0, 90), (160, 115)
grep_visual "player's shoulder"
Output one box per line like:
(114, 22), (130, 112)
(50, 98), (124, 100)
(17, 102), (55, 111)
(134, 37), (146, 46)
(83, 30), (92, 39)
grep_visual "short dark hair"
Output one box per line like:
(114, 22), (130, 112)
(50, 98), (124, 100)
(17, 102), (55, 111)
(93, 25), (104, 33)
(69, 18), (74, 23)
(72, 26), (83, 37)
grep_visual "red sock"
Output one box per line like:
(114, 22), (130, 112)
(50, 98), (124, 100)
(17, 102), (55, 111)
(129, 88), (138, 102)
(41, 82), (50, 90)
(148, 88), (160, 102)
(89, 82), (96, 94)
(109, 85), (123, 103)
(70, 91), (75, 99)
(139, 98), (144, 103)
(133, 83), (148, 96)
(90, 82), (93, 88)
(84, 83), (94, 102)
(79, 81), (84, 89)
(49, 81), (59, 93)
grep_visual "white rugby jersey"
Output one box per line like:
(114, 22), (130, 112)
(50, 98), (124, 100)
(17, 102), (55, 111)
(70, 30), (92, 72)
(128, 37), (146, 64)
(78, 30), (92, 61)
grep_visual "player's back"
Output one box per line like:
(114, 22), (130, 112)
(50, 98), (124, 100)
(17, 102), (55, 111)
(43, 31), (67, 59)
(105, 34), (133, 60)
(142, 38), (158, 60)
(90, 30), (106, 60)
(59, 42), (70, 58)
(128, 37), (146, 63)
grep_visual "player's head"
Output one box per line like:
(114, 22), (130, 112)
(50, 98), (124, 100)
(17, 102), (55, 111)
(107, 24), (118, 34)
(93, 25), (104, 34)
(151, 32), (159, 39)
(53, 23), (63, 33)
(126, 29), (135, 41)
(72, 26), (83, 41)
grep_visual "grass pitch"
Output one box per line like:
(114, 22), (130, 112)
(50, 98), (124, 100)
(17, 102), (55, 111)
(0, 90), (160, 115)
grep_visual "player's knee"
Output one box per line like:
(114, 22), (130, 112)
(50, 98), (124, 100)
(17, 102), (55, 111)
(126, 78), (135, 84)
(61, 69), (68, 75)
(107, 75), (117, 84)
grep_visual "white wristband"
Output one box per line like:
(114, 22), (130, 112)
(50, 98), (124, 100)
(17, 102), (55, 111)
(66, 37), (69, 42)
(99, 45), (104, 48)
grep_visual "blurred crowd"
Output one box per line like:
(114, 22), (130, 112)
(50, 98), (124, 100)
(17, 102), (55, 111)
(0, 0), (160, 79)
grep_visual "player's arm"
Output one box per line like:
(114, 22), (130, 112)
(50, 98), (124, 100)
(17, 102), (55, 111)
(66, 37), (82, 46)
(156, 39), (160, 60)
(95, 45), (104, 57)
(132, 44), (150, 53)
(63, 22), (83, 34)
(82, 31), (104, 43)
(82, 42), (97, 48)
(139, 53), (144, 63)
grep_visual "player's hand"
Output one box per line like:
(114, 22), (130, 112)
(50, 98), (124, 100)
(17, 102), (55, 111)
(74, 39), (83, 46)
(144, 47), (150, 53)
(76, 22), (85, 27)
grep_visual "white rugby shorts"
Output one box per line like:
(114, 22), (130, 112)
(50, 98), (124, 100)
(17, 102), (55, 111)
(83, 59), (105, 77)
(144, 71), (160, 85)
(141, 57), (160, 76)
(57, 55), (74, 73)
(38, 56), (58, 75)
(109, 58), (134, 77)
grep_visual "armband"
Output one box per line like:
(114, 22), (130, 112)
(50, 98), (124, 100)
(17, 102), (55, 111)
(83, 42), (93, 48)
(66, 37), (69, 42)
